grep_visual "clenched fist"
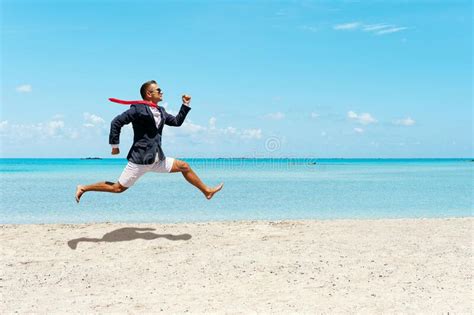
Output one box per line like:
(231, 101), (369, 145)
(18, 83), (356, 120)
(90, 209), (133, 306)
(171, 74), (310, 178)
(182, 94), (191, 106)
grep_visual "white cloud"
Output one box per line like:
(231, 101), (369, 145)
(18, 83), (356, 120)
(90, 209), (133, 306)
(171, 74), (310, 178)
(354, 127), (364, 133)
(358, 113), (377, 124)
(265, 112), (285, 120)
(376, 27), (408, 35)
(16, 84), (32, 93)
(209, 117), (217, 129)
(45, 120), (65, 136)
(181, 121), (207, 134)
(241, 129), (262, 140)
(348, 111), (358, 119)
(393, 117), (416, 126)
(362, 24), (390, 32)
(347, 111), (377, 125)
(165, 116), (262, 142)
(334, 22), (360, 30)
(0, 120), (8, 131)
(83, 112), (105, 127)
(223, 126), (237, 135)
(335, 22), (407, 36)
(0, 119), (68, 139)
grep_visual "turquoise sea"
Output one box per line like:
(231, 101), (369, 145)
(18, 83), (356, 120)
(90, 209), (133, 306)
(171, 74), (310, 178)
(0, 158), (472, 224)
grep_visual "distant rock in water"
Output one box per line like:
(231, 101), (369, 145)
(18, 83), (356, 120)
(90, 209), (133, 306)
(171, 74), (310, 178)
(81, 157), (102, 160)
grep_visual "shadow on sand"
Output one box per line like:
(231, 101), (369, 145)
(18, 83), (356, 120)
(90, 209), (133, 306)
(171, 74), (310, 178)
(67, 227), (192, 250)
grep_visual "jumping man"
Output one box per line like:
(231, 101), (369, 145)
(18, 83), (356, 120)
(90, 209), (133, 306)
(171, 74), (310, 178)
(75, 80), (223, 202)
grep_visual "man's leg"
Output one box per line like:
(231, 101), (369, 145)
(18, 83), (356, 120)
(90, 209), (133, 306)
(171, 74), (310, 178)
(76, 161), (145, 203)
(75, 182), (127, 203)
(170, 159), (223, 200)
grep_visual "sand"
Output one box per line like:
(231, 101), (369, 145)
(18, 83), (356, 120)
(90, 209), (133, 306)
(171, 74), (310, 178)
(1, 218), (472, 313)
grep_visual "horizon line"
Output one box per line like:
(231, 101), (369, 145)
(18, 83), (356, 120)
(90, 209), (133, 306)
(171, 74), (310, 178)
(0, 157), (472, 160)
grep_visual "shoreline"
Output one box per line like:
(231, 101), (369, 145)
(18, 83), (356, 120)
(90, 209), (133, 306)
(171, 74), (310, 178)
(1, 217), (472, 313)
(2, 215), (472, 227)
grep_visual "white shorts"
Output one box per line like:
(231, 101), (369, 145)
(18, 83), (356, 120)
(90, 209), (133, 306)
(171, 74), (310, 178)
(118, 157), (175, 188)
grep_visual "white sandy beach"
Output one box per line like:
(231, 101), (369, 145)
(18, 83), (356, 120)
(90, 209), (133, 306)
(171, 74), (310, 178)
(1, 218), (472, 313)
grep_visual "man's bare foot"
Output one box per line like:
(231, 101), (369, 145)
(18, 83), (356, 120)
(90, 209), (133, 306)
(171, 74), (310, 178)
(75, 185), (85, 203)
(205, 183), (224, 200)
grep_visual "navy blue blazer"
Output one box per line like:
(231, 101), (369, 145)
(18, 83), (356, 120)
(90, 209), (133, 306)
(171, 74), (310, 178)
(109, 104), (191, 165)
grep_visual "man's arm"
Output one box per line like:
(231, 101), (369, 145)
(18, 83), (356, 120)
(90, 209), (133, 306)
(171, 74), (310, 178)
(164, 95), (192, 127)
(109, 106), (136, 154)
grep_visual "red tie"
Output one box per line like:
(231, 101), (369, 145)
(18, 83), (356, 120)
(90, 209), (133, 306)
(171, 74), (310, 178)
(109, 98), (158, 108)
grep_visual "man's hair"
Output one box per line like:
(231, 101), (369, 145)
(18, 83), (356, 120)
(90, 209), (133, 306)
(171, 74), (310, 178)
(140, 80), (157, 100)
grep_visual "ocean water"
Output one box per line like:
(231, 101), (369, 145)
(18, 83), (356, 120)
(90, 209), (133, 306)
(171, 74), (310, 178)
(0, 158), (472, 224)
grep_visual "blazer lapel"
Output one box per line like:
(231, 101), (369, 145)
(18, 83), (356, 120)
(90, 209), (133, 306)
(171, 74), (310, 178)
(145, 105), (165, 132)
(143, 106), (157, 130)
(157, 106), (166, 130)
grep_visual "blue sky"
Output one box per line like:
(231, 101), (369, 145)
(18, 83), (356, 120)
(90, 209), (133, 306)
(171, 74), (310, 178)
(1, 0), (472, 158)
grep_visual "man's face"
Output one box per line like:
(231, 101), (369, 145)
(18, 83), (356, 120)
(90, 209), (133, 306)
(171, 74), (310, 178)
(146, 83), (163, 103)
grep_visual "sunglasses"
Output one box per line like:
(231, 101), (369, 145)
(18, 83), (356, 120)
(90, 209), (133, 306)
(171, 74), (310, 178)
(149, 88), (162, 94)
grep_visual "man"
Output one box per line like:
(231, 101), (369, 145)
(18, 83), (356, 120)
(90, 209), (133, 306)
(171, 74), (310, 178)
(75, 80), (223, 202)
